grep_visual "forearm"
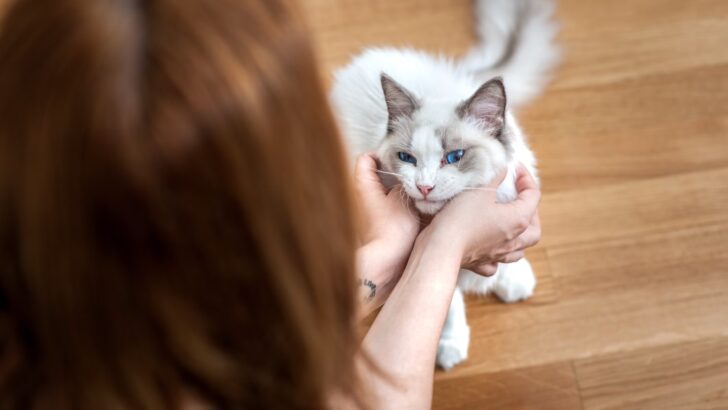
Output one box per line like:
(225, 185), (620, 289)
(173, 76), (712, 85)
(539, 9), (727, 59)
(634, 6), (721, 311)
(359, 227), (462, 409)
(356, 239), (412, 319)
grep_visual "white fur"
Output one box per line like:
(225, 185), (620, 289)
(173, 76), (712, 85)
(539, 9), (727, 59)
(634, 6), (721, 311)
(459, 0), (561, 108)
(437, 287), (470, 370)
(330, 0), (559, 370)
(331, 48), (477, 159)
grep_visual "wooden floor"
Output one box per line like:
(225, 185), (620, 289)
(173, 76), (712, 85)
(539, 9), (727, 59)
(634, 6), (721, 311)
(304, 1), (728, 409)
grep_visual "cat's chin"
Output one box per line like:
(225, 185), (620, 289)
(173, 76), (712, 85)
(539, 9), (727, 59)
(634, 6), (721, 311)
(414, 199), (446, 215)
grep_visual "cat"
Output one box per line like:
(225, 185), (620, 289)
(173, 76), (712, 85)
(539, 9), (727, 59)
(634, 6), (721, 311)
(330, 0), (560, 370)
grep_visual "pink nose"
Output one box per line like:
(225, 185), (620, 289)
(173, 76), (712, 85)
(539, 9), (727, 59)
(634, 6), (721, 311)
(417, 185), (434, 197)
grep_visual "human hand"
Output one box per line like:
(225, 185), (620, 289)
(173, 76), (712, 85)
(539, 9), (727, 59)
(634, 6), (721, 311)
(429, 165), (541, 277)
(354, 154), (421, 309)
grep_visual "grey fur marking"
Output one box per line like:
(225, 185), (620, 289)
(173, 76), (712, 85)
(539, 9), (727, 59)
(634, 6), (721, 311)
(381, 73), (419, 134)
(457, 77), (507, 142)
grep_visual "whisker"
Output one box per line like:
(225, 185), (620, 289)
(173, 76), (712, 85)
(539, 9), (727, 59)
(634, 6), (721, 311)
(362, 176), (387, 184)
(376, 169), (404, 177)
(461, 187), (499, 192)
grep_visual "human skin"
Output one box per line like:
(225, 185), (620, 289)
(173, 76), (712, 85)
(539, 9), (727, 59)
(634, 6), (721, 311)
(354, 154), (541, 317)
(352, 154), (541, 409)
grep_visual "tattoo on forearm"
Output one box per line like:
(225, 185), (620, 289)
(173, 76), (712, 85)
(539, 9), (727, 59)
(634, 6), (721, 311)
(359, 278), (377, 302)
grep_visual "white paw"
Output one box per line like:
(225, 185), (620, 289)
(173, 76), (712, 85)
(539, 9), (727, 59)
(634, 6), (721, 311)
(457, 269), (498, 295)
(437, 331), (469, 370)
(493, 259), (536, 303)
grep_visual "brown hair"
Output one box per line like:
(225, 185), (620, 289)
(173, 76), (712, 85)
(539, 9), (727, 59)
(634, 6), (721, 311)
(0, 0), (361, 408)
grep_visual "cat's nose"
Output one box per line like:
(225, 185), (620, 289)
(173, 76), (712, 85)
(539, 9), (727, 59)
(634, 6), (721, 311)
(417, 185), (434, 197)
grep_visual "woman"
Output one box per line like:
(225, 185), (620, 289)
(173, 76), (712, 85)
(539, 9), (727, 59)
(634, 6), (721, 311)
(0, 0), (540, 408)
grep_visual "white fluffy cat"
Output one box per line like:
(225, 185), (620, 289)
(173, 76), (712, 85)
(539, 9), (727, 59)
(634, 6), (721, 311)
(330, 0), (560, 370)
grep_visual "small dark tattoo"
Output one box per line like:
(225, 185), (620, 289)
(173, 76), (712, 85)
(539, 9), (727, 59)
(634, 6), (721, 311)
(359, 278), (377, 302)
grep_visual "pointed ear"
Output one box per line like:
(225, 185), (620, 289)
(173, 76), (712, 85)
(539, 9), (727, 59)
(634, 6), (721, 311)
(458, 77), (506, 134)
(381, 73), (418, 134)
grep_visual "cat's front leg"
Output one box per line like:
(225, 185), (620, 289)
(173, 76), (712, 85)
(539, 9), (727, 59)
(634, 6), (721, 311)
(436, 287), (470, 370)
(492, 257), (536, 303)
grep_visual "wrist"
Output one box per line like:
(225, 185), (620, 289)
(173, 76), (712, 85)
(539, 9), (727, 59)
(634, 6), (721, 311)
(419, 221), (467, 267)
(407, 225), (465, 283)
(356, 240), (406, 317)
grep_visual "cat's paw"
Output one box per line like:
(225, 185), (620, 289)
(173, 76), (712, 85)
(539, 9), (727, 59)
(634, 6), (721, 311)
(436, 332), (469, 370)
(493, 258), (536, 303)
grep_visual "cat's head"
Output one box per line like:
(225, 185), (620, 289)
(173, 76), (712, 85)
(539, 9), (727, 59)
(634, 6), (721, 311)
(377, 73), (512, 214)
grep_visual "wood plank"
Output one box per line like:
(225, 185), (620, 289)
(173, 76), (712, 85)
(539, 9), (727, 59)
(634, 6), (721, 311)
(548, 222), (728, 298)
(524, 64), (728, 193)
(552, 0), (728, 91)
(436, 220), (728, 379)
(529, 0), (728, 192)
(302, 0), (475, 75)
(538, 167), (728, 249)
(434, 361), (583, 410)
(575, 337), (728, 410)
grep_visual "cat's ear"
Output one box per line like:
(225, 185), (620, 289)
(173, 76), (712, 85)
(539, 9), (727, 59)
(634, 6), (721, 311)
(458, 77), (506, 134)
(381, 73), (418, 133)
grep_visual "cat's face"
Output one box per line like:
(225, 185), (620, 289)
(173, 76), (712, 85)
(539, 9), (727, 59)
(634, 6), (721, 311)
(377, 74), (511, 214)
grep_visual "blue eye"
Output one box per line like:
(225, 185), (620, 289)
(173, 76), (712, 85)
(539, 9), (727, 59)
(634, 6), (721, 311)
(445, 149), (464, 164)
(397, 152), (417, 165)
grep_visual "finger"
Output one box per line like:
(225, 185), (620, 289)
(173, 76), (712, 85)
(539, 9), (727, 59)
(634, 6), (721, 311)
(511, 213), (542, 251)
(385, 185), (414, 208)
(514, 164), (537, 192)
(532, 211), (540, 225)
(531, 212), (541, 236)
(514, 165), (539, 197)
(509, 165), (541, 219)
(470, 263), (499, 277)
(354, 153), (387, 197)
(487, 168), (509, 189)
(524, 212), (542, 245)
(500, 251), (525, 264)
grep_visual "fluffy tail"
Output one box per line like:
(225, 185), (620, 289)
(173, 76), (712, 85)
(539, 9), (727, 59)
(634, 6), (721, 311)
(458, 0), (561, 108)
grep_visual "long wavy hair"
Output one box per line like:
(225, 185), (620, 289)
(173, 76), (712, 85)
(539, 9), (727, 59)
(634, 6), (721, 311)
(0, 0), (361, 408)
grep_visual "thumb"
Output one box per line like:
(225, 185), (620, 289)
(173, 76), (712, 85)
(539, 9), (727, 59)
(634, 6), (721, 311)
(487, 168), (509, 189)
(354, 153), (387, 197)
(509, 165), (541, 217)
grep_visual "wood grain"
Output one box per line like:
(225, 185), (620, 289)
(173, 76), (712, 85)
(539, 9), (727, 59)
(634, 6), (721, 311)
(300, 0), (728, 408)
(575, 338), (728, 410)
(524, 64), (728, 192)
(302, 0), (475, 76)
(538, 168), (728, 249)
(437, 211), (728, 380)
(550, 0), (728, 92)
(433, 361), (582, 410)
